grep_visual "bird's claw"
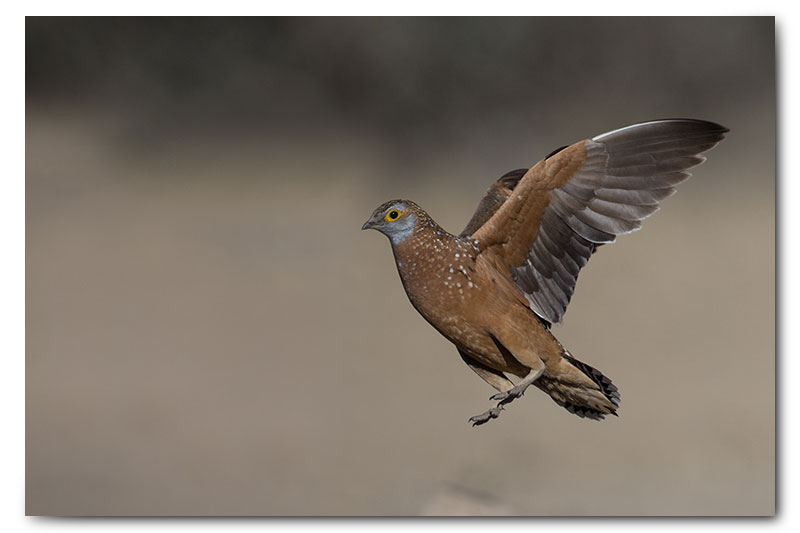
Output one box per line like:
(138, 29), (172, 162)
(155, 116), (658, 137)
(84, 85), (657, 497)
(471, 381), (535, 426)
(469, 407), (503, 426)
(489, 385), (526, 406)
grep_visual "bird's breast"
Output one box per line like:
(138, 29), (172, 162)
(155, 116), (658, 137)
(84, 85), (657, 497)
(392, 233), (490, 339)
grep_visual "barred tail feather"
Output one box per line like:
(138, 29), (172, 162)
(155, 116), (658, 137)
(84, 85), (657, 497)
(536, 351), (620, 420)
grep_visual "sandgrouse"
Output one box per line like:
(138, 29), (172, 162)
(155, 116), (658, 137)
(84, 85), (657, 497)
(362, 119), (727, 425)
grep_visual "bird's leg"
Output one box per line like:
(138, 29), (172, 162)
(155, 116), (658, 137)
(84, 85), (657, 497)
(489, 365), (546, 406)
(460, 349), (516, 426)
(469, 365), (546, 426)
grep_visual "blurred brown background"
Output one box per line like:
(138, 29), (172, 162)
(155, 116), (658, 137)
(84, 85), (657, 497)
(26, 17), (775, 516)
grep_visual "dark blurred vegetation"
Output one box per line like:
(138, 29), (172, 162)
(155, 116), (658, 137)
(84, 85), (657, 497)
(26, 17), (773, 159)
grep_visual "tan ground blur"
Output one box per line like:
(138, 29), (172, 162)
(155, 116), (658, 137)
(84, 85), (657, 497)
(26, 102), (774, 516)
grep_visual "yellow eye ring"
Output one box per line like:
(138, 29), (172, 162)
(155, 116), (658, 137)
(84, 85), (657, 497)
(385, 209), (402, 222)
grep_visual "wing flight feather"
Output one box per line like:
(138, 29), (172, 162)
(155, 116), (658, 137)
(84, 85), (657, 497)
(469, 119), (728, 324)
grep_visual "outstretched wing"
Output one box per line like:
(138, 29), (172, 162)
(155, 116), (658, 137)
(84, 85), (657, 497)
(460, 169), (527, 237)
(460, 146), (571, 237)
(471, 119), (728, 324)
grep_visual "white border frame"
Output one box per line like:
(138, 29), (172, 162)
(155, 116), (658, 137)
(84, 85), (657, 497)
(5, 4), (791, 532)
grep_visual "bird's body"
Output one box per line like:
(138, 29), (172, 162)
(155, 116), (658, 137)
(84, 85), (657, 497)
(391, 222), (534, 377)
(363, 119), (727, 425)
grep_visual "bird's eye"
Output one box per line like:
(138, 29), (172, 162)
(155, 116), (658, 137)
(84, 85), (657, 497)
(385, 209), (401, 222)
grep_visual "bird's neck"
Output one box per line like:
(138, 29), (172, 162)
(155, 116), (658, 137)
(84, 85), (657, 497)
(391, 218), (452, 260)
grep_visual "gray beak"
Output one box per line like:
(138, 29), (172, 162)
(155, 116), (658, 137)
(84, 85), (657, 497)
(361, 219), (375, 231)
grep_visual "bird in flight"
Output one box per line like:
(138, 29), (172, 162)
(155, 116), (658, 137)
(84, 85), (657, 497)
(362, 119), (727, 426)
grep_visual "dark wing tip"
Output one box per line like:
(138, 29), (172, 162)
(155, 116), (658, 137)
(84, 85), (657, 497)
(593, 118), (729, 143)
(460, 168), (529, 236)
(497, 168), (528, 190)
(544, 144), (570, 160)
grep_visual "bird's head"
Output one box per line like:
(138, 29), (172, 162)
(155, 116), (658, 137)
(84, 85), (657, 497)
(361, 199), (422, 245)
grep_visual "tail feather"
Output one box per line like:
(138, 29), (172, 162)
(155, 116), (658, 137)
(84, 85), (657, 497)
(536, 351), (621, 420)
(562, 352), (621, 409)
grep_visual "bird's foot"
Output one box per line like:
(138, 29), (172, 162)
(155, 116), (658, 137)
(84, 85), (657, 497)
(489, 383), (529, 407)
(469, 407), (503, 427)
(470, 366), (544, 427)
